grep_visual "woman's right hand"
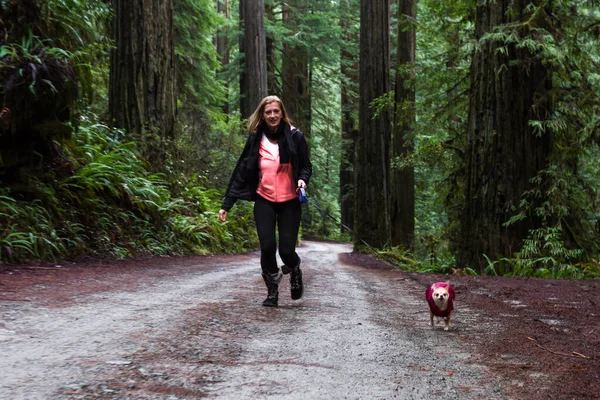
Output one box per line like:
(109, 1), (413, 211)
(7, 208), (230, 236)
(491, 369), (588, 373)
(218, 209), (228, 222)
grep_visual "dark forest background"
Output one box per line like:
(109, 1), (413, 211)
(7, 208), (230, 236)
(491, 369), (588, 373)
(1, 0), (599, 279)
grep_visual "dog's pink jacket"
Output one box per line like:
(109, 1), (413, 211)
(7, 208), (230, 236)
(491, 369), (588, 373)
(425, 282), (455, 317)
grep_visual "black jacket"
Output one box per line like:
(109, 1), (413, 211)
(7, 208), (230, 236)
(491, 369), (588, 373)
(221, 122), (312, 211)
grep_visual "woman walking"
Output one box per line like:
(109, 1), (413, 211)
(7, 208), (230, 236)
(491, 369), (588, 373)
(218, 96), (312, 307)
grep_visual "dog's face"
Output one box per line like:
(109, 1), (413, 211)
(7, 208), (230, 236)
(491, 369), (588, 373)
(432, 285), (450, 308)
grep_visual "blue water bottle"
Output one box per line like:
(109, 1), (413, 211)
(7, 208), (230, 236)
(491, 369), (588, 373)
(297, 187), (307, 204)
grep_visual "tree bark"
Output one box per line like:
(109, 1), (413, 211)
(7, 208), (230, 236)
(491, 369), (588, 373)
(355, 0), (392, 249)
(281, 1), (311, 135)
(265, 3), (279, 96)
(339, 0), (359, 234)
(216, 0), (230, 115)
(109, 0), (177, 167)
(239, 0), (268, 119)
(457, 0), (553, 271)
(390, 0), (415, 249)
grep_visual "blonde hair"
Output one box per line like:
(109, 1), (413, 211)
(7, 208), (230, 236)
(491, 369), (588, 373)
(247, 95), (293, 133)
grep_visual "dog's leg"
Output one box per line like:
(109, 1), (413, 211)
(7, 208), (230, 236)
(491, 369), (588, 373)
(430, 311), (434, 327)
(444, 315), (451, 331)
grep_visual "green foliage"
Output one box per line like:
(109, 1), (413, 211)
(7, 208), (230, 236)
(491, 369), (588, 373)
(2, 0), (112, 107)
(304, 67), (344, 240)
(42, 0), (112, 103)
(482, 251), (600, 280)
(171, 0), (247, 200)
(249, 0), (351, 240)
(404, 0), (475, 260)
(3, 0), (599, 283)
(371, 244), (464, 275)
(411, 0), (600, 279)
(378, 246), (418, 271)
(0, 0), (111, 170)
(0, 195), (65, 262)
(0, 29), (76, 101)
(487, 2), (600, 276)
(172, 112), (247, 192)
(174, 0), (225, 116)
(0, 0), (259, 264)
(0, 114), (258, 263)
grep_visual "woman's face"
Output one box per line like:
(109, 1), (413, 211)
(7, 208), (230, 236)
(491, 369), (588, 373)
(263, 102), (282, 132)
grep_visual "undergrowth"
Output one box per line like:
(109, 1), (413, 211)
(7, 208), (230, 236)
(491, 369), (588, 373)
(0, 115), (258, 264)
(381, 241), (599, 279)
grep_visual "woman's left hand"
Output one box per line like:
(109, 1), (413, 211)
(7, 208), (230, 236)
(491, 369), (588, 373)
(298, 179), (306, 189)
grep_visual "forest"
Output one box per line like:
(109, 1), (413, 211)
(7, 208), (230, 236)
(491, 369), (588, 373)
(1, 0), (599, 279)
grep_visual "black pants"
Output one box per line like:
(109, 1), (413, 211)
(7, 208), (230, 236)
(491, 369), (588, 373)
(254, 195), (301, 274)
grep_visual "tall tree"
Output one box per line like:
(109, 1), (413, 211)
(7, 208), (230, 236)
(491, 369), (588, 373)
(456, 1), (553, 271)
(264, 2), (279, 95)
(109, 0), (177, 168)
(339, 0), (359, 233)
(216, 0), (230, 115)
(239, 0), (268, 118)
(355, 0), (392, 249)
(281, 1), (311, 134)
(390, 0), (416, 249)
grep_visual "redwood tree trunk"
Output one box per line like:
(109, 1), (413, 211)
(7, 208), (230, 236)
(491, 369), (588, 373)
(109, 0), (176, 167)
(355, 0), (391, 249)
(239, 0), (267, 119)
(216, 0), (230, 115)
(390, 0), (416, 249)
(339, 1), (359, 233)
(457, 1), (553, 271)
(282, 1), (311, 135)
(265, 3), (278, 95)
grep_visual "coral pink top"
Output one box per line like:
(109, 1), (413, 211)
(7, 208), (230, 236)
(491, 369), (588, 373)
(256, 135), (296, 202)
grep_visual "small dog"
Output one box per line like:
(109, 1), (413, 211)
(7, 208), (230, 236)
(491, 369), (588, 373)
(425, 282), (455, 331)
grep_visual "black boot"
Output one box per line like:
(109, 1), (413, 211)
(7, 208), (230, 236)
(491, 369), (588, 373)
(289, 258), (304, 300)
(261, 272), (281, 307)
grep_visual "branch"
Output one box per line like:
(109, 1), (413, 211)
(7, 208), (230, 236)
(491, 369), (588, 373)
(527, 337), (591, 359)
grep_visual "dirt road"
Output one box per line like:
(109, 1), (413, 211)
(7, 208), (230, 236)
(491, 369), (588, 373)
(1, 241), (598, 399)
